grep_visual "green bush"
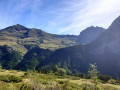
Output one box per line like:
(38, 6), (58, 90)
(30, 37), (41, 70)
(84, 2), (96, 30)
(55, 68), (66, 76)
(116, 80), (120, 85)
(98, 74), (112, 82)
(0, 75), (22, 83)
(108, 79), (116, 84)
(19, 83), (33, 90)
(57, 80), (69, 84)
(0, 75), (9, 82)
(0, 82), (33, 90)
(9, 75), (22, 83)
(23, 72), (30, 77)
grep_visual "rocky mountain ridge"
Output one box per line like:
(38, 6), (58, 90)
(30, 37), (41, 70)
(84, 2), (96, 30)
(0, 24), (104, 53)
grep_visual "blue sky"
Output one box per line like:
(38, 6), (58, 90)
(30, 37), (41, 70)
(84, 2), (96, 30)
(0, 0), (120, 35)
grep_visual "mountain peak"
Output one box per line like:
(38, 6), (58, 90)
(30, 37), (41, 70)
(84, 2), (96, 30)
(80, 26), (105, 35)
(4, 24), (29, 31)
(85, 26), (105, 31)
(108, 15), (120, 30)
(14, 24), (25, 27)
(77, 26), (105, 44)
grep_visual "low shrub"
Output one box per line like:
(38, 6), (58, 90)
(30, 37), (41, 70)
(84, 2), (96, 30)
(9, 75), (22, 83)
(0, 82), (33, 90)
(116, 80), (120, 85)
(23, 72), (30, 77)
(98, 74), (112, 82)
(108, 79), (116, 84)
(0, 75), (22, 83)
(57, 80), (69, 84)
(19, 83), (33, 90)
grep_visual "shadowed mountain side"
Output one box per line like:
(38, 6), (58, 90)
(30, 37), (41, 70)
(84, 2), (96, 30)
(40, 15), (120, 77)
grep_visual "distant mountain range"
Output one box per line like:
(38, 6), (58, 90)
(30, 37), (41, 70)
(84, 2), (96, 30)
(0, 15), (120, 78)
(0, 24), (105, 53)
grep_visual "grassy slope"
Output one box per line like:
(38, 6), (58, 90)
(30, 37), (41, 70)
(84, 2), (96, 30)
(0, 26), (78, 54)
(0, 70), (119, 90)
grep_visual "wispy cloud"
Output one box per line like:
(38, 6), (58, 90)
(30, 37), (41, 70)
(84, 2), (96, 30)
(45, 0), (120, 35)
(0, 0), (32, 27)
(0, 0), (120, 35)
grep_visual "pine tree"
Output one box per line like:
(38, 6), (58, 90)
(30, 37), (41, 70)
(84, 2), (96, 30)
(53, 65), (59, 73)
(88, 63), (99, 90)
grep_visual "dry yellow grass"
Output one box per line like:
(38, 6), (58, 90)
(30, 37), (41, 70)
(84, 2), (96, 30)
(102, 83), (120, 90)
(70, 79), (92, 85)
(57, 78), (120, 90)
(0, 70), (24, 77)
(23, 78), (31, 83)
(0, 41), (17, 46)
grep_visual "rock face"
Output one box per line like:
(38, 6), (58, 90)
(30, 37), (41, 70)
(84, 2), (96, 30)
(77, 26), (105, 45)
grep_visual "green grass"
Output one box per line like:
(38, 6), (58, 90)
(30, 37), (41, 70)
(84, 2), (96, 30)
(0, 70), (119, 90)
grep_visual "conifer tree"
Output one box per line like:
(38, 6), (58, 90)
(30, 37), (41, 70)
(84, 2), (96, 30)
(88, 63), (99, 90)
